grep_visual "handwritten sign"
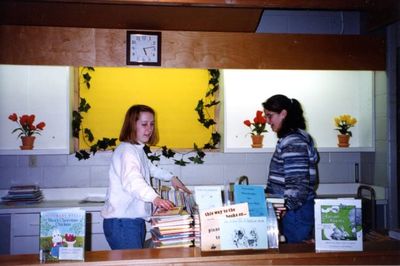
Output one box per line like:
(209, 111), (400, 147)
(200, 203), (249, 251)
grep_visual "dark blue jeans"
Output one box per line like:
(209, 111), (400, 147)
(282, 199), (314, 243)
(103, 218), (146, 250)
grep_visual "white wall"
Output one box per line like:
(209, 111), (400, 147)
(223, 70), (374, 150)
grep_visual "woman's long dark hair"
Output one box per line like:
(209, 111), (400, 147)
(262, 94), (306, 138)
(119, 104), (158, 145)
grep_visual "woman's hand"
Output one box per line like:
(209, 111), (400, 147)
(153, 197), (175, 210)
(171, 176), (191, 194)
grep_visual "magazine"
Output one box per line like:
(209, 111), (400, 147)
(39, 208), (86, 261)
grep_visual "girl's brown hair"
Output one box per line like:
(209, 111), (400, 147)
(119, 104), (158, 145)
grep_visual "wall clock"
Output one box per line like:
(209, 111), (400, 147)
(126, 31), (161, 66)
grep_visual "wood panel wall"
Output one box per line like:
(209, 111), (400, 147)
(0, 25), (385, 70)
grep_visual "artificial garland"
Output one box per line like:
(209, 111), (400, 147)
(72, 67), (220, 164)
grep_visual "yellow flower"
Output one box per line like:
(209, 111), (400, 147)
(334, 114), (357, 137)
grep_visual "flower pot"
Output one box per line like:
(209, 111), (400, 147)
(251, 135), (264, 148)
(20, 136), (35, 150)
(337, 134), (350, 148)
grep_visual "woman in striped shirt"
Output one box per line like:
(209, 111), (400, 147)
(263, 94), (319, 243)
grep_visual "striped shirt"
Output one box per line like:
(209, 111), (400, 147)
(266, 129), (318, 210)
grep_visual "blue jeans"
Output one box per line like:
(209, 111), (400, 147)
(103, 218), (146, 250)
(282, 199), (314, 243)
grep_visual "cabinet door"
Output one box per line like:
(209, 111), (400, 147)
(0, 65), (72, 154)
(11, 213), (40, 255)
(86, 211), (110, 251)
(0, 214), (11, 255)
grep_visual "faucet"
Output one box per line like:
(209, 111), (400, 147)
(238, 175), (249, 185)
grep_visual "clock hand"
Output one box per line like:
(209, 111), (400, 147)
(143, 48), (147, 56)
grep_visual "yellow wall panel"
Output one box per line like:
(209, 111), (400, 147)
(79, 67), (213, 149)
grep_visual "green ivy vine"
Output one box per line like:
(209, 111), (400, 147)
(72, 67), (220, 165)
(72, 67), (117, 160)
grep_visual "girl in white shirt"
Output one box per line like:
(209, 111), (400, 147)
(101, 104), (190, 250)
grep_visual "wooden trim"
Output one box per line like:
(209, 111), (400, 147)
(0, 0), (370, 9)
(0, 25), (385, 70)
(0, 241), (399, 265)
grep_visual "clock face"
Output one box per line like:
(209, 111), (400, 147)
(127, 31), (161, 66)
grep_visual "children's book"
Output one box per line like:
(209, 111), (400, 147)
(194, 186), (223, 213)
(314, 199), (363, 252)
(152, 206), (184, 217)
(234, 185), (268, 217)
(219, 216), (268, 250)
(39, 208), (86, 261)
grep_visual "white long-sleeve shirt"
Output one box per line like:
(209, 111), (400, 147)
(101, 142), (173, 219)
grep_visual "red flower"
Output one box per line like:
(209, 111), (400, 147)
(36, 122), (46, 130)
(64, 233), (76, 242)
(243, 120), (251, 127)
(8, 113), (17, 122)
(243, 110), (268, 136)
(8, 113), (46, 138)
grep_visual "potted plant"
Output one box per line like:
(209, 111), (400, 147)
(243, 110), (268, 148)
(334, 114), (357, 147)
(8, 113), (46, 150)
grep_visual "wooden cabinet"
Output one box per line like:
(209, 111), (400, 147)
(0, 65), (73, 155)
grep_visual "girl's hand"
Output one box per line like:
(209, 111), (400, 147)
(171, 176), (191, 194)
(153, 197), (175, 210)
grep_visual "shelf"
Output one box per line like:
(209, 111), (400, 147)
(224, 147), (374, 153)
(0, 148), (71, 155)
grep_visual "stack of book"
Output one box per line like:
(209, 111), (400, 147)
(1, 185), (44, 204)
(266, 195), (285, 220)
(159, 186), (198, 215)
(192, 213), (201, 247)
(150, 206), (195, 248)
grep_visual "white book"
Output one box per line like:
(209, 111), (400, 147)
(314, 199), (363, 252)
(194, 186), (223, 213)
(220, 216), (268, 250)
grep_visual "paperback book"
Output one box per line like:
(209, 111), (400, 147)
(314, 199), (362, 252)
(194, 186), (223, 213)
(234, 185), (268, 217)
(39, 208), (86, 261)
(219, 216), (268, 250)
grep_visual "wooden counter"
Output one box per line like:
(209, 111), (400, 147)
(1, 240), (399, 265)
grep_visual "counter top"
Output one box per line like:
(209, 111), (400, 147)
(0, 240), (399, 265)
(0, 200), (103, 214)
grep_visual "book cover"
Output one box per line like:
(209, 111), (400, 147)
(234, 185), (267, 217)
(314, 199), (363, 252)
(194, 186), (223, 213)
(220, 217), (268, 250)
(39, 208), (86, 261)
(200, 202), (249, 251)
(152, 206), (184, 217)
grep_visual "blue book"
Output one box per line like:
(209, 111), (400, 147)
(234, 185), (267, 217)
